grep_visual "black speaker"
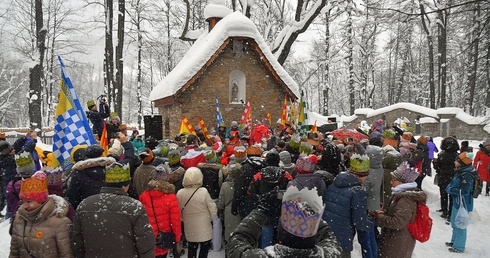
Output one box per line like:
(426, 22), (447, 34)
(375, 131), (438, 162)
(144, 115), (163, 140)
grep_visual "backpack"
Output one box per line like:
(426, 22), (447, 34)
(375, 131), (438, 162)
(407, 202), (432, 242)
(461, 172), (483, 199)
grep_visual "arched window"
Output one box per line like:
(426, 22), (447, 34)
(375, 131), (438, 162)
(229, 70), (245, 104)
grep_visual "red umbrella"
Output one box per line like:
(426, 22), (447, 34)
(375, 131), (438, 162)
(330, 128), (369, 143)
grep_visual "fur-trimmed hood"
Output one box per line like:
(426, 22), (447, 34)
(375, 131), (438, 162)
(17, 195), (69, 223)
(72, 156), (116, 171)
(147, 180), (175, 194)
(392, 189), (427, 204)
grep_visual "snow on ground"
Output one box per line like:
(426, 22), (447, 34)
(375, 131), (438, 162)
(0, 137), (488, 257)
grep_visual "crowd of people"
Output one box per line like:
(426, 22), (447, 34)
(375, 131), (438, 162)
(0, 104), (489, 257)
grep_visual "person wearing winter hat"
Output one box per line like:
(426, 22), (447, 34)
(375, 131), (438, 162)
(66, 144), (116, 210)
(474, 140), (490, 196)
(217, 162), (242, 245)
(72, 161), (155, 258)
(166, 149), (185, 192)
(408, 136), (431, 190)
(373, 161), (426, 257)
(248, 151), (292, 248)
(86, 98), (110, 139)
(139, 173), (182, 258)
(106, 112), (122, 140)
(130, 129), (146, 155)
(198, 147), (224, 252)
(226, 185), (341, 257)
(133, 148), (156, 197)
(279, 150), (296, 177)
(233, 145), (247, 164)
(0, 132), (5, 141)
(10, 171), (74, 257)
(231, 146), (264, 220)
(433, 136), (459, 221)
(295, 154), (318, 175)
(323, 154), (373, 257)
(177, 167), (217, 258)
(444, 151), (478, 253)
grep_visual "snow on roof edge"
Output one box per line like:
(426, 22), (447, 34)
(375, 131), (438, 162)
(149, 11), (299, 102)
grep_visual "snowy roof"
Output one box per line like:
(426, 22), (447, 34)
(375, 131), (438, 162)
(420, 117), (438, 124)
(354, 102), (439, 118)
(149, 11), (300, 101)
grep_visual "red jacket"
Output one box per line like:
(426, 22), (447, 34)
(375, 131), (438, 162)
(139, 184), (182, 256)
(474, 150), (490, 182)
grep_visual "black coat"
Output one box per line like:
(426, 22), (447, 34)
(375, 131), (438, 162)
(232, 157), (263, 219)
(67, 157), (116, 210)
(86, 103), (110, 136)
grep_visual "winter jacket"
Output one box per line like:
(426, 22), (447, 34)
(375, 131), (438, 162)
(381, 146), (402, 205)
(167, 165), (185, 192)
(106, 121), (121, 140)
(217, 179), (242, 242)
(0, 152), (16, 185)
(408, 141), (430, 175)
(133, 163), (155, 197)
(176, 168), (217, 243)
(427, 141), (439, 159)
(180, 146), (206, 170)
(376, 188), (427, 258)
(13, 136), (42, 172)
(232, 157), (264, 218)
(131, 138), (146, 155)
(72, 187), (155, 258)
(139, 183), (182, 256)
(66, 157), (116, 210)
(288, 173), (326, 198)
(474, 147), (490, 182)
(446, 165), (476, 212)
(198, 162), (223, 199)
(10, 195), (74, 258)
(226, 209), (341, 258)
(434, 150), (458, 189)
(6, 178), (22, 221)
(323, 172), (373, 252)
(365, 144), (385, 211)
(247, 166), (292, 226)
(86, 103), (110, 136)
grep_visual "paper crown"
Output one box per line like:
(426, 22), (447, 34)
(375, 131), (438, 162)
(280, 186), (325, 238)
(167, 150), (181, 165)
(45, 167), (64, 185)
(391, 161), (418, 183)
(204, 148), (216, 162)
(15, 151), (35, 175)
(234, 146), (247, 159)
(110, 112), (119, 118)
(246, 146), (262, 156)
(299, 142), (313, 155)
(105, 162), (131, 183)
(20, 171), (48, 203)
(349, 154), (370, 174)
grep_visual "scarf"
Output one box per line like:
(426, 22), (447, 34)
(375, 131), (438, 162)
(391, 182), (417, 195)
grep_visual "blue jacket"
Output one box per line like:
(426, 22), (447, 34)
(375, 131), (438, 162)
(323, 172), (373, 252)
(446, 165), (476, 212)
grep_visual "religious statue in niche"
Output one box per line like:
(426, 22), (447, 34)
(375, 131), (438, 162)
(231, 81), (239, 102)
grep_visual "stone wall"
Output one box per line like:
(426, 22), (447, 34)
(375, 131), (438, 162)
(158, 39), (287, 139)
(352, 107), (489, 140)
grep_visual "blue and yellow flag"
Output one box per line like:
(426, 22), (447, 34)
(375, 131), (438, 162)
(53, 56), (96, 169)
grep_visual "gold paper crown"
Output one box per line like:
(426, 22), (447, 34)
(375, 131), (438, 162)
(105, 162), (131, 183)
(349, 154), (370, 173)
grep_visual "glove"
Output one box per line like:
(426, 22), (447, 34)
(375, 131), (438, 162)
(257, 187), (282, 217)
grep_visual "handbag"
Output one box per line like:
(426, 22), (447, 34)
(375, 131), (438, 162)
(455, 190), (470, 229)
(150, 194), (176, 249)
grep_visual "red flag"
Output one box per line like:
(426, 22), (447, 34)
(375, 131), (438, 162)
(280, 95), (287, 130)
(198, 116), (211, 140)
(100, 121), (109, 156)
(240, 100), (252, 134)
